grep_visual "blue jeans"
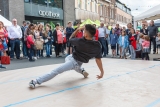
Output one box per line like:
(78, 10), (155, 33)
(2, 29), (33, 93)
(10, 39), (20, 59)
(22, 41), (28, 57)
(98, 37), (107, 55)
(45, 43), (51, 56)
(29, 48), (34, 60)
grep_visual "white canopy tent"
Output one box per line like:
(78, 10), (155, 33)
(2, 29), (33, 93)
(0, 15), (12, 26)
(134, 4), (160, 29)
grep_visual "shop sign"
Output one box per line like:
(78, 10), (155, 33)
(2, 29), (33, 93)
(39, 10), (60, 18)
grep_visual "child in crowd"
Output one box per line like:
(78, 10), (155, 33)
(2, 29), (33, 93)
(129, 28), (137, 59)
(29, 24), (104, 89)
(118, 30), (129, 59)
(27, 31), (35, 62)
(156, 33), (160, 54)
(142, 35), (150, 60)
(110, 29), (118, 58)
(139, 33), (144, 44)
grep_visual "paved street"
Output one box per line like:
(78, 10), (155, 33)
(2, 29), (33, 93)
(0, 52), (159, 72)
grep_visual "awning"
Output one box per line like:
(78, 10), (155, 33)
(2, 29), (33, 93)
(0, 15), (12, 26)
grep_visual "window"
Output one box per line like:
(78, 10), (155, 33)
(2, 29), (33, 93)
(90, 2), (92, 11)
(95, 3), (97, 13)
(99, 6), (103, 16)
(24, 0), (30, 3)
(31, 0), (63, 8)
(85, 0), (87, 10)
(78, 0), (82, 8)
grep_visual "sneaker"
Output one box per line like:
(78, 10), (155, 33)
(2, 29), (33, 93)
(29, 59), (35, 62)
(82, 70), (89, 78)
(103, 55), (106, 57)
(34, 57), (37, 60)
(29, 80), (37, 89)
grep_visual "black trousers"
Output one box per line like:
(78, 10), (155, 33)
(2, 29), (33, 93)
(142, 53), (150, 60)
(55, 43), (62, 56)
(150, 37), (156, 53)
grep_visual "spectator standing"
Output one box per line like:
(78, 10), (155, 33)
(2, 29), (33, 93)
(0, 21), (8, 56)
(38, 24), (45, 57)
(126, 23), (132, 36)
(93, 24), (99, 41)
(147, 20), (157, 54)
(118, 30), (129, 59)
(21, 21), (28, 58)
(98, 23), (107, 57)
(43, 26), (52, 57)
(114, 24), (121, 55)
(129, 28), (137, 59)
(26, 31), (35, 62)
(156, 33), (160, 54)
(53, 24), (63, 57)
(0, 21), (8, 68)
(140, 24), (148, 35)
(64, 22), (74, 55)
(34, 25), (41, 59)
(142, 35), (150, 60)
(110, 29), (118, 58)
(106, 25), (110, 55)
(8, 19), (22, 60)
(46, 24), (53, 56)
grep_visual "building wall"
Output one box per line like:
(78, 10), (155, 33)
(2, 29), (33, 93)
(116, 7), (132, 27)
(8, 0), (25, 25)
(74, 0), (99, 21)
(98, 0), (116, 25)
(0, 0), (10, 20)
(63, 0), (75, 26)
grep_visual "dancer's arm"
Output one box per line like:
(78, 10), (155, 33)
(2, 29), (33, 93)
(95, 58), (104, 79)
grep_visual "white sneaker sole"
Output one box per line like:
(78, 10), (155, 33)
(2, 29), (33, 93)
(83, 71), (89, 78)
(29, 83), (35, 89)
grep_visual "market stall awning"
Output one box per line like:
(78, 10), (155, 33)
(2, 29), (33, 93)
(0, 15), (12, 26)
(134, 4), (160, 21)
(80, 19), (96, 27)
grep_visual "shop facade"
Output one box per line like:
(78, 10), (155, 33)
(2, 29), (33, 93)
(24, 0), (64, 26)
(0, 0), (64, 26)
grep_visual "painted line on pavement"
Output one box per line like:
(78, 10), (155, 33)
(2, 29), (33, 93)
(0, 60), (125, 85)
(4, 64), (160, 107)
(146, 98), (160, 107)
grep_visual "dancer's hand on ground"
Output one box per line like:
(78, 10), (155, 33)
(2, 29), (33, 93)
(97, 74), (103, 79)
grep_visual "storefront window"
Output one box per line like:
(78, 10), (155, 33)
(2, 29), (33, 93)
(49, 0), (63, 9)
(31, 0), (63, 9)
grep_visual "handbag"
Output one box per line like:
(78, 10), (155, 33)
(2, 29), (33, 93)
(35, 40), (43, 50)
(63, 37), (67, 43)
(1, 56), (10, 65)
